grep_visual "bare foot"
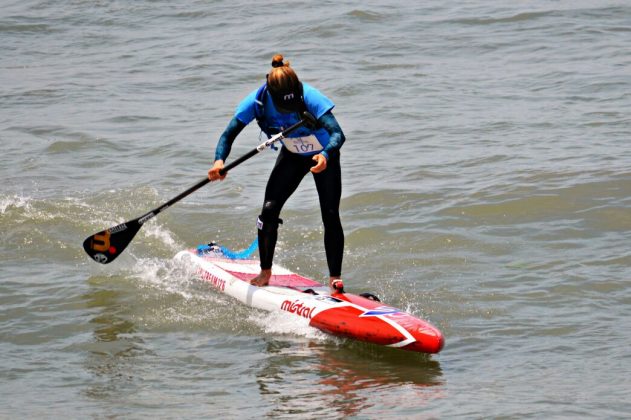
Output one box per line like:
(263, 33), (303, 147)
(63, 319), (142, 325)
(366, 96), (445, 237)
(250, 269), (272, 287)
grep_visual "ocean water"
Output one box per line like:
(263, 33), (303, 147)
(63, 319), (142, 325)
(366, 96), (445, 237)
(1, 0), (630, 417)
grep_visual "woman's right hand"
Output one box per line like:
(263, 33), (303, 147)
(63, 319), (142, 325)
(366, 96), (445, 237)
(208, 160), (226, 181)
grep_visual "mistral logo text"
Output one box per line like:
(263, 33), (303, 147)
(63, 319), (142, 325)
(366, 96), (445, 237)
(280, 299), (315, 319)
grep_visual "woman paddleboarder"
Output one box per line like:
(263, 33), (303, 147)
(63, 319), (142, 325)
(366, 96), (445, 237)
(208, 54), (346, 292)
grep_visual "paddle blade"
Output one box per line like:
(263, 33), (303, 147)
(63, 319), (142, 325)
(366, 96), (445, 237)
(83, 220), (142, 264)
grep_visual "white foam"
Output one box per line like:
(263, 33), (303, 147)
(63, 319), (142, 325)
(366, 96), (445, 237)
(131, 254), (202, 301)
(0, 194), (32, 214)
(141, 219), (182, 251)
(249, 310), (331, 342)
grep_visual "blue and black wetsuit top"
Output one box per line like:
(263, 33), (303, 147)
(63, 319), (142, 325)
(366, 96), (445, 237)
(214, 82), (345, 162)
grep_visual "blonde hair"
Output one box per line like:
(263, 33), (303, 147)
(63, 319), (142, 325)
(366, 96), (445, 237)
(267, 54), (300, 94)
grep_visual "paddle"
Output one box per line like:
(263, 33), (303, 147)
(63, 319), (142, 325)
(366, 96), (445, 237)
(83, 111), (317, 264)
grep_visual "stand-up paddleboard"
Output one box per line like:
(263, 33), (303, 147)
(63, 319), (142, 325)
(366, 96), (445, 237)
(175, 241), (444, 354)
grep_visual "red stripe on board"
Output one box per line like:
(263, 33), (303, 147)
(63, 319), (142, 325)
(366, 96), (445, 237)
(223, 270), (322, 288)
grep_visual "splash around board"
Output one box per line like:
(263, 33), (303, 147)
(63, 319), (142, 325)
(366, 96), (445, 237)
(175, 241), (444, 354)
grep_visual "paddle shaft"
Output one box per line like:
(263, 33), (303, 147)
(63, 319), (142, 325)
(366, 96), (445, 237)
(137, 116), (310, 225)
(83, 113), (315, 264)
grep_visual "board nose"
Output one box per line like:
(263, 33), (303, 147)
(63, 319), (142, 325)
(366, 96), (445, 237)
(406, 327), (445, 354)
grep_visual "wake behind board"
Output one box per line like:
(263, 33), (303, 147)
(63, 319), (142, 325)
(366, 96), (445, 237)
(175, 242), (444, 354)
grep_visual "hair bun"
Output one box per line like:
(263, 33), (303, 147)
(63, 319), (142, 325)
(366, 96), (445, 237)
(271, 54), (285, 68)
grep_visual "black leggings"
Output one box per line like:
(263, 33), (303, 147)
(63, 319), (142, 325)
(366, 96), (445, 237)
(257, 148), (344, 277)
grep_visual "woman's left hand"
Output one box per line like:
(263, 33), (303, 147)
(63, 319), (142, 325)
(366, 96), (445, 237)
(310, 154), (327, 173)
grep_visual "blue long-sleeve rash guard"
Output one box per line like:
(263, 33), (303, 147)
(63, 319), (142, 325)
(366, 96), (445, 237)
(214, 111), (345, 162)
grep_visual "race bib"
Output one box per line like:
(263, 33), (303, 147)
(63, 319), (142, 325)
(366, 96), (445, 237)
(282, 135), (323, 154)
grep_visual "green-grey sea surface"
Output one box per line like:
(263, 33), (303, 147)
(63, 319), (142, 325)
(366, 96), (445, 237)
(1, 1), (630, 418)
